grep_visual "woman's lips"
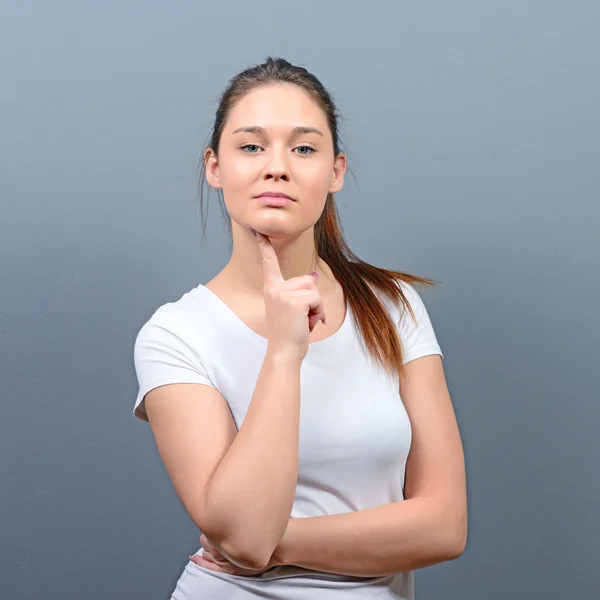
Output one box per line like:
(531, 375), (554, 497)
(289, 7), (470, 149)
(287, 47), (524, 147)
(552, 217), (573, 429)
(256, 195), (293, 206)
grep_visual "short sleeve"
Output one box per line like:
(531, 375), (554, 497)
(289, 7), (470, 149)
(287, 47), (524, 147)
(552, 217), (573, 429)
(397, 282), (444, 365)
(133, 317), (216, 422)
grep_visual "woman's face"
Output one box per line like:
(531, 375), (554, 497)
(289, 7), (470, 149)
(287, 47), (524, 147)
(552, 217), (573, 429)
(205, 84), (346, 239)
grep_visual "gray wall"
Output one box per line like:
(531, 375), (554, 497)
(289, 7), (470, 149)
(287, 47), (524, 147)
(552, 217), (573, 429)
(1, 1), (598, 598)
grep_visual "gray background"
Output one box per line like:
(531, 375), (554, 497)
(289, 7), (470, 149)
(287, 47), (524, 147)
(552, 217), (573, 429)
(1, 1), (598, 598)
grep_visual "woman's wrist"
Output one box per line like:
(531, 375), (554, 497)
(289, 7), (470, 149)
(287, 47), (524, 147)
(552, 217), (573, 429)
(272, 517), (298, 567)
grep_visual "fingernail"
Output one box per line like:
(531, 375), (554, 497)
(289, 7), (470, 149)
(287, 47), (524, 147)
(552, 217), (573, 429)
(310, 270), (319, 279)
(247, 225), (257, 237)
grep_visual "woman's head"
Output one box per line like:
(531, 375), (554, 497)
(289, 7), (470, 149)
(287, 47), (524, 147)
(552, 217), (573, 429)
(198, 57), (438, 378)
(202, 57), (346, 240)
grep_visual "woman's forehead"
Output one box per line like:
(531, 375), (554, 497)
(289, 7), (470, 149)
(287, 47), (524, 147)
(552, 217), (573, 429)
(225, 85), (328, 133)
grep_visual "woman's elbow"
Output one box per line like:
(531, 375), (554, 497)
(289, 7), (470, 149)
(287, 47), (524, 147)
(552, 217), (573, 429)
(443, 517), (468, 560)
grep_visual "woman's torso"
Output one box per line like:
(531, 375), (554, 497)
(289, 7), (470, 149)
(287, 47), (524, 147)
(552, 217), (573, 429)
(161, 273), (414, 599)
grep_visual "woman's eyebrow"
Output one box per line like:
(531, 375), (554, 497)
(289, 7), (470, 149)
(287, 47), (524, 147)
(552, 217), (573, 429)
(231, 125), (324, 137)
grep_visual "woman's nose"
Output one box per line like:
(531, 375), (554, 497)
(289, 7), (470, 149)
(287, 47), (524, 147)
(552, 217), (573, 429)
(264, 168), (288, 181)
(263, 152), (289, 180)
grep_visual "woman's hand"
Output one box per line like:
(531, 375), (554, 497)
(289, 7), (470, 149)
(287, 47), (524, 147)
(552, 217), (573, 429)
(248, 225), (325, 361)
(189, 533), (281, 576)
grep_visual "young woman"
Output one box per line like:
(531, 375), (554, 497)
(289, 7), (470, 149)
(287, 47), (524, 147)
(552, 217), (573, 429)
(133, 57), (467, 599)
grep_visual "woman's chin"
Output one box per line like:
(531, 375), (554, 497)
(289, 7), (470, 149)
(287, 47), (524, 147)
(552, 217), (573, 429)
(246, 219), (305, 240)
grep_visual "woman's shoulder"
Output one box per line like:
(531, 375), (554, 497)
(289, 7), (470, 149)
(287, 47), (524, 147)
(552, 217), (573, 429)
(135, 283), (214, 339)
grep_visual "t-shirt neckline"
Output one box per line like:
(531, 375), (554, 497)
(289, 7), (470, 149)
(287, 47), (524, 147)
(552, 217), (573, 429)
(193, 284), (353, 354)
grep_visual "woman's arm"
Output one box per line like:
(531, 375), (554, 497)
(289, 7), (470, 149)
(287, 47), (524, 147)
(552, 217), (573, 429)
(203, 349), (303, 569)
(273, 355), (467, 577)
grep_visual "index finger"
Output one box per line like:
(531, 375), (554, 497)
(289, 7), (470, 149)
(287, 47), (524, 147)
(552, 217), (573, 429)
(250, 227), (284, 286)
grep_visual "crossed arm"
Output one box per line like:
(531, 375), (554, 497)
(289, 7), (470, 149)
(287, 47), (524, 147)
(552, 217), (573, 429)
(272, 354), (467, 577)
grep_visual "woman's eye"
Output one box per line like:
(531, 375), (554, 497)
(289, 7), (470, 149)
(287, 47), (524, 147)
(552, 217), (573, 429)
(295, 146), (315, 155)
(240, 144), (315, 155)
(241, 144), (261, 153)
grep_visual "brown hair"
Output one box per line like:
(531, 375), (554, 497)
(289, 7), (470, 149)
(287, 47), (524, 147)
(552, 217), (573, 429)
(197, 57), (439, 378)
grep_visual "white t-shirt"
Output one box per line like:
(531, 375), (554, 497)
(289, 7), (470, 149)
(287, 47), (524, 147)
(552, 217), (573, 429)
(133, 278), (443, 599)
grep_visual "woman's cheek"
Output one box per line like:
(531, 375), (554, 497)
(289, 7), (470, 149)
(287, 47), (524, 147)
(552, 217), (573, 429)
(305, 162), (335, 194)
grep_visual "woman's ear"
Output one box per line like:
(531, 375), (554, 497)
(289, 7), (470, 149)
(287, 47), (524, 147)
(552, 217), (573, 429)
(204, 148), (222, 189)
(328, 152), (347, 194)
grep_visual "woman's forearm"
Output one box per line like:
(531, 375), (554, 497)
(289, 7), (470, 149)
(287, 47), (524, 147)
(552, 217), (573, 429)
(273, 498), (467, 577)
(205, 349), (302, 569)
